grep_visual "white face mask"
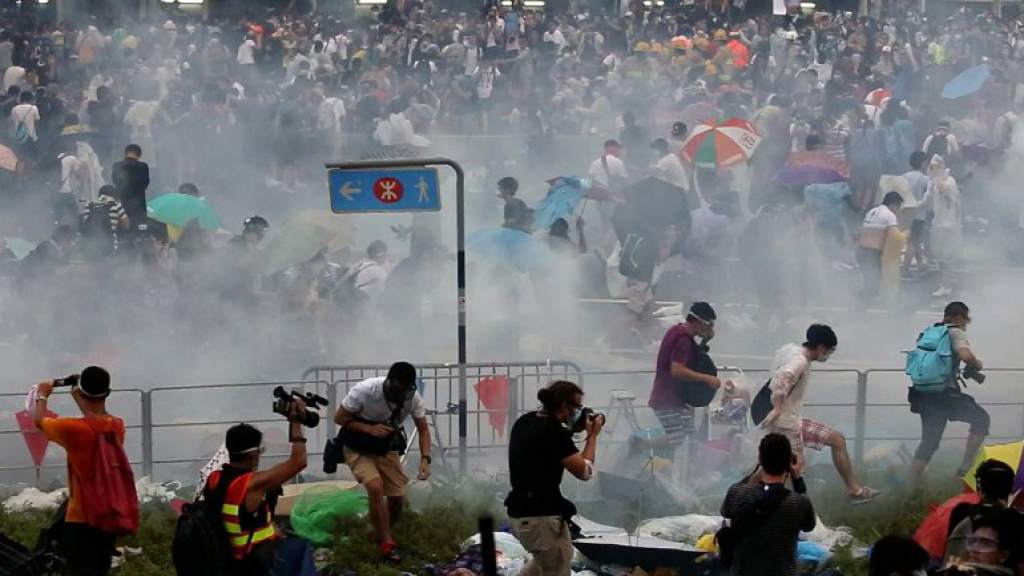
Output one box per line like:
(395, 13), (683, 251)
(819, 349), (834, 363)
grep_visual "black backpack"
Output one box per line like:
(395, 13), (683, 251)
(172, 477), (235, 576)
(926, 133), (949, 159)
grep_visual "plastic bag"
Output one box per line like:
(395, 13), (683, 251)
(462, 532), (530, 561)
(289, 487), (368, 545)
(637, 515), (723, 544)
(797, 541), (832, 567)
(802, 518), (853, 550)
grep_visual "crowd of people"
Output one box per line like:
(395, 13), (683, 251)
(0, 0), (1020, 374)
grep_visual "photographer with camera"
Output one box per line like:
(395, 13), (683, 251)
(197, 398), (312, 575)
(332, 361), (431, 564)
(32, 366), (137, 576)
(719, 434), (815, 576)
(505, 380), (604, 576)
(907, 301), (990, 484)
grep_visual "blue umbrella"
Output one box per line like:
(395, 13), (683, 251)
(467, 227), (554, 272)
(942, 64), (991, 99)
(534, 176), (589, 231)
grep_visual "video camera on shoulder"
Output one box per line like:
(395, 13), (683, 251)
(271, 386), (328, 428)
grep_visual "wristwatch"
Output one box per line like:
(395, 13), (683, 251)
(421, 454), (432, 464)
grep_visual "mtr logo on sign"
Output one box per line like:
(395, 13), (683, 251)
(329, 167), (441, 213)
(373, 177), (403, 204)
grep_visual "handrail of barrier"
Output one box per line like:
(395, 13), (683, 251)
(4, 367), (1023, 482)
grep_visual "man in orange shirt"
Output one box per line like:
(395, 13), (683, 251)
(33, 366), (125, 576)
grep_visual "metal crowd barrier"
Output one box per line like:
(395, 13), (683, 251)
(1, 364), (1022, 483)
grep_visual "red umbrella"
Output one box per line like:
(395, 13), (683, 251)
(679, 118), (761, 169)
(913, 492), (981, 559)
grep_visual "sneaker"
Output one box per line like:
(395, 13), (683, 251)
(380, 540), (401, 564)
(849, 486), (881, 505)
(932, 286), (953, 297)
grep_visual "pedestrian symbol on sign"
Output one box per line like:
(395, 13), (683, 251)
(374, 177), (403, 203)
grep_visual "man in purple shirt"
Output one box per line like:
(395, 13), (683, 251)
(648, 302), (721, 443)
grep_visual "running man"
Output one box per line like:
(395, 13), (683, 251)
(761, 324), (880, 504)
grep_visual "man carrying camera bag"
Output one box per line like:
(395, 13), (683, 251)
(333, 361), (431, 563)
(907, 301), (990, 484)
(505, 380), (604, 576)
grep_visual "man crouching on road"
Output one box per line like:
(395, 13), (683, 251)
(335, 361), (431, 563)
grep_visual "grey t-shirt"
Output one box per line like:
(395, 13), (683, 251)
(947, 325), (970, 389)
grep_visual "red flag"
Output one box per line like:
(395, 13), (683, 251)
(474, 377), (510, 437)
(15, 409), (55, 467)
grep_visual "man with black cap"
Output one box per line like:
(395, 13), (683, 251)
(33, 366), (127, 576)
(334, 361), (432, 563)
(648, 302), (723, 444)
(760, 324), (879, 504)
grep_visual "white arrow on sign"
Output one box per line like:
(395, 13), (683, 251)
(339, 181), (361, 201)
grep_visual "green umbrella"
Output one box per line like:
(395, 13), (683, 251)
(147, 193), (222, 230)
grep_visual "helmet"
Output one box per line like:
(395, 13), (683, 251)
(243, 216), (269, 237)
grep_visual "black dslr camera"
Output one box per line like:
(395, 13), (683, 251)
(571, 407), (605, 434)
(53, 374), (80, 388)
(962, 366), (986, 384)
(272, 386), (329, 428)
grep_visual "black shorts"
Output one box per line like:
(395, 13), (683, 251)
(910, 388), (991, 461)
(63, 522), (115, 576)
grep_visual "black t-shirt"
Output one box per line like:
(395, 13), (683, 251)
(505, 411), (579, 518)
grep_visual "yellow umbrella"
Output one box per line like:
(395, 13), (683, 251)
(961, 441), (1024, 492)
(286, 210), (356, 252)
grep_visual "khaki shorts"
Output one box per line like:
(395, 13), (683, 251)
(511, 516), (574, 576)
(343, 448), (408, 497)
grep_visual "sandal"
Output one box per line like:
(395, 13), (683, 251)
(849, 486), (881, 505)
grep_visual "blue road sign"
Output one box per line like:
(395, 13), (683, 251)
(328, 167), (441, 213)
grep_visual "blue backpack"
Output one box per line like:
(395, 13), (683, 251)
(905, 324), (955, 392)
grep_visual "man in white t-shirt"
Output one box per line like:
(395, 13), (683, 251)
(236, 36), (256, 66)
(334, 362), (431, 563)
(10, 91), (40, 143)
(650, 138), (689, 191)
(858, 191), (903, 302)
(588, 139), (629, 191)
(902, 151), (931, 273)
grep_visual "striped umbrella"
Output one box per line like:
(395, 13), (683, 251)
(679, 118), (761, 169)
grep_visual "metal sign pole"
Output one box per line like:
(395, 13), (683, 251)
(325, 158), (468, 473)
